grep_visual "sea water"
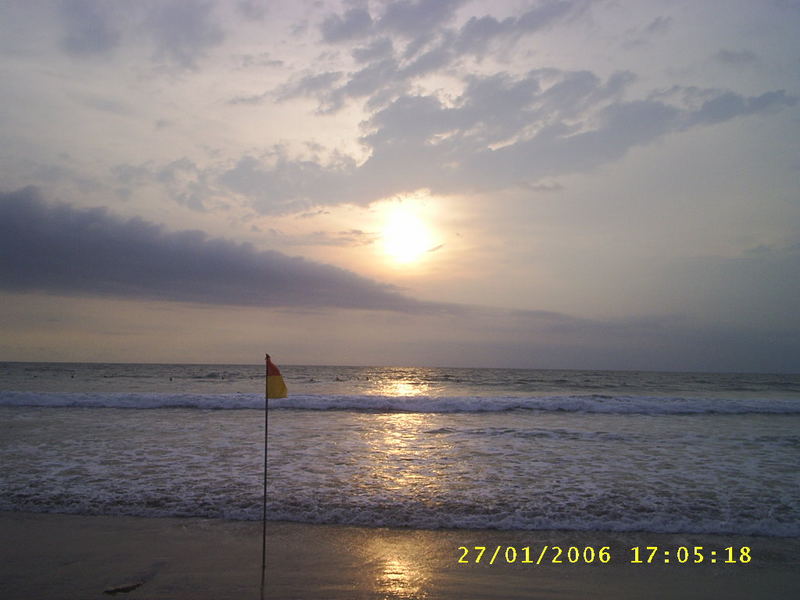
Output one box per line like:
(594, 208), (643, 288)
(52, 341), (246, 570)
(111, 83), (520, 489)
(1, 362), (798, 537)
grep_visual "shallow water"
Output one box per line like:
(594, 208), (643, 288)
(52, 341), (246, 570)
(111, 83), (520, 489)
(1, 362), (798, 535)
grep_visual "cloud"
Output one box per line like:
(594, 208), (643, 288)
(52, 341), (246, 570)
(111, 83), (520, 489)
(216, 153), (352, 213)
(271, 229), (379, 248)
(143, 0), (224, 69)
(125, 64), (797, 216)
(377, 0), (465, 38)
(662, 243), (800, 331)
(0, 187), (443, 313)
(682, 89), (795, 127)
(455, 0), (581, 56)
(645, 16), (672, 35)
(306, 0), (587, 113)
(3, 189), (797, 371)
(349, 72), (795, 196)
(276, 59), (408, 113)
(52, 0), (225, 68)
(273, 0), (791, 197)
(320, 7), (374, 43)
(305, 1), (587, 114)
(320, 0), (465, 44)
(236, 0), (268, 21)
(59, 0), (121, 55)
(714, 49), (758, 66)
(275, 71), (345, 106)
(620, 14), (672, 49)
(352, 37), (394, 63)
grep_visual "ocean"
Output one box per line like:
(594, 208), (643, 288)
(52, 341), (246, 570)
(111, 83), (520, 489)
(1, 362), (799, 537)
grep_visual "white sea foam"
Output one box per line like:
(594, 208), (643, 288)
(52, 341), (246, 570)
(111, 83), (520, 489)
(3, 365), (799, 538)
(1, 390), (799, 415)
(2, 397), (799, 537)
(261, 501), (800, 537)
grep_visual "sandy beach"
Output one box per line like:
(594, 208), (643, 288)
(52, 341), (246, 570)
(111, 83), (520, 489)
(1, 511), (798, 599)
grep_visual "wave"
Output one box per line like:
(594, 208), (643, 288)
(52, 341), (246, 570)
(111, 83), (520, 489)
(3, 493), (797, 538)
(262, 503), (800, 538)
(1, 390), (799, 415)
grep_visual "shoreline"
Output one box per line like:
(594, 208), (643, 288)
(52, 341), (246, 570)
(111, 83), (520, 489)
(1, 511), (798, 599)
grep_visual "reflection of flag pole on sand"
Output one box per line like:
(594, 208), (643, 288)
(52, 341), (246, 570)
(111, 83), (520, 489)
(261, 354), (287, 600)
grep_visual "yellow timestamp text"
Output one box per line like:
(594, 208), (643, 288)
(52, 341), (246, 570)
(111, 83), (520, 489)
(457, 545), (753, 566)
(629, 546), (751, 564)
(458, 545), (612, 565)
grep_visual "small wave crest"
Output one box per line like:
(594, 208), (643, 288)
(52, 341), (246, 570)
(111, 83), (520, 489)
(2, 492), (797, 538)
(1, 390), (799, 415)
(0, 391), (258, 410)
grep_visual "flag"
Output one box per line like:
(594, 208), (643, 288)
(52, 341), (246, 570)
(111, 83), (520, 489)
(265, 354), (288, 399)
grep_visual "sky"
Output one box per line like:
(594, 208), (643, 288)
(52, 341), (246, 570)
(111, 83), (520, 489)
(1, 0), (799, 372)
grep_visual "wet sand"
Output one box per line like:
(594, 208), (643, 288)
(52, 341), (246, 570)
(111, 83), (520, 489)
(1, 511), (798, 599)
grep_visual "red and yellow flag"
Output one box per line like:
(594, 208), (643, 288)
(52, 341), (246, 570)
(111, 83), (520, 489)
(265, 354), (288, 399)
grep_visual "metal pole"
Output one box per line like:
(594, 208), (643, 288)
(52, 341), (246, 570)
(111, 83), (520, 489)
(260, 354), (269, 600)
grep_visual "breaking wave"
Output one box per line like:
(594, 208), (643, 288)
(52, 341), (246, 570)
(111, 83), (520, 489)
(1, 390), (798, 415)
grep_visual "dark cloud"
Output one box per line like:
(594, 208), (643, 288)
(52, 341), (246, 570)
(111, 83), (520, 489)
(352, 72), (795, 195)
(275, 71), (345, 105)
(53, 0), (224, 68)
(320, 0), (465, 44)
(455, 0), (579, 55)
(59, 0), (121, 55)
(683, 89), (796, 127)
(281, 59), (408, 113)
(377, 0), (465, 37)
(308, 1), (586, 114)
(352, 37), (394, 63)
(320, 7), (374, 43)
(217, 154), (346, 213)
(515, 0), (581, 30)
(236, 0), (268, 21)
(273, 229), (379, 248)
(621, 14), (672, 49)
(144, 0), (224, 69)
(644, 16), (671, 35)
(661, 243), (800, 331)
(714, 49), (758, 66)
(228, 91), (271, 105)
(0, 187), (442, 313)
(398, 40), (453, 78)
(237, 52), (284, 68)
(341, 57), (401, 99)
(139, 67), (796, 214)
(3, 192), (796, 371)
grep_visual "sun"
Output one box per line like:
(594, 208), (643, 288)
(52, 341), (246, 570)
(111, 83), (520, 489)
(382, 204), (434, 264)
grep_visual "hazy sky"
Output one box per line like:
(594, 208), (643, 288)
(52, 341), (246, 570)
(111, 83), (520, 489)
(1, 0), (799, 371)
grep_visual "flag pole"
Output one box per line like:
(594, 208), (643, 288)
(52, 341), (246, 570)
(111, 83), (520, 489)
(260, 353), (269, 600)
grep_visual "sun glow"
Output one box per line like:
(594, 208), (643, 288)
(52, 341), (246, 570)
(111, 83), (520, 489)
(382, 204), (435, 264)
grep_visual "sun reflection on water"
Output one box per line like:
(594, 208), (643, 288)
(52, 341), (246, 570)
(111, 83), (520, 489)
(360, 537), (433, 600)
(351, 373), (449, 597)
(376, 556), (430, 599)
(354, 411), (455, 520)
(375, 380), (431, 397)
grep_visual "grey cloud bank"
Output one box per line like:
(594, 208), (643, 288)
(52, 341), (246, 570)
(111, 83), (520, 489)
(0, 188), (438, 313)
(1, 186), (798, 372)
